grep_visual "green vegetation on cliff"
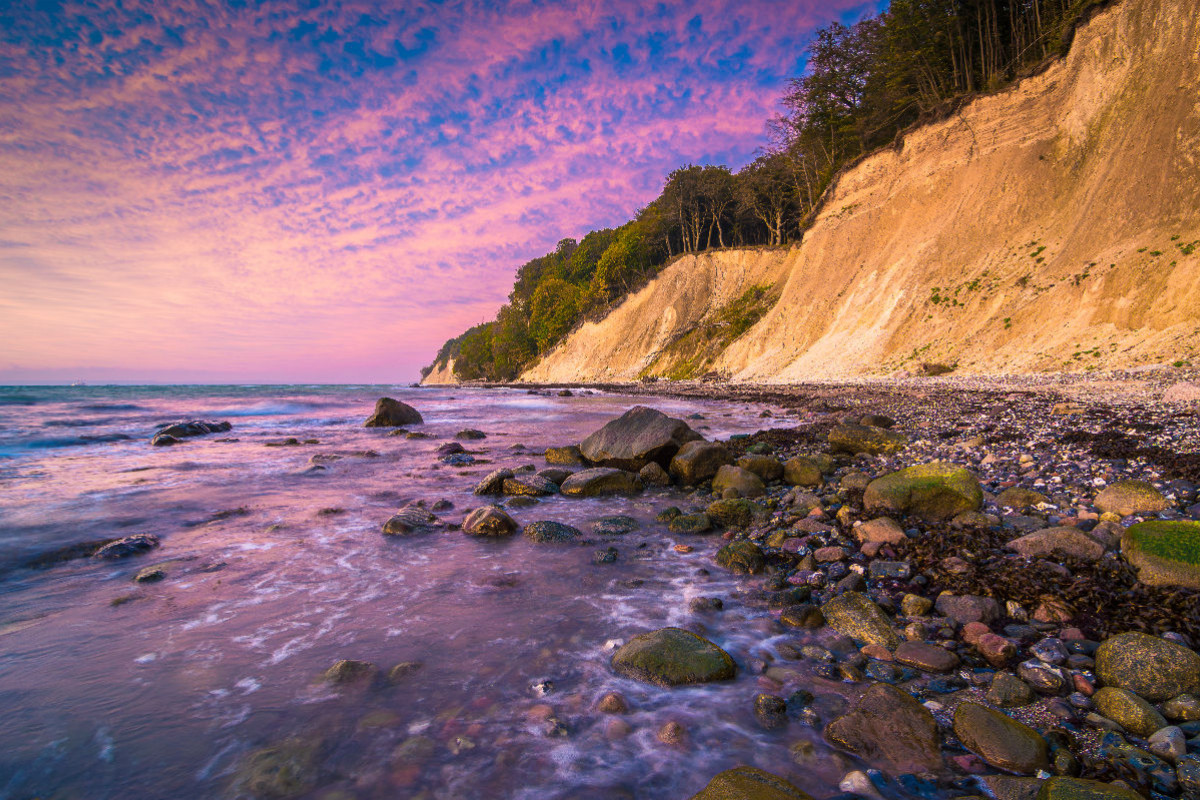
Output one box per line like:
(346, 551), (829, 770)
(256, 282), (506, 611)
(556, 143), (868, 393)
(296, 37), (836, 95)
(424, 0), (1111, 382)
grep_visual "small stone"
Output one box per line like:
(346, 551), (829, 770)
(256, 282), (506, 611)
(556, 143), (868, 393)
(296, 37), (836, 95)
(901, 594), (933, 616)
(1147, 726), (1187, 762)
(668, 512), (712, 534)
(715, 541), (765, 574)
(783, 456), (822, 487)
(1163, 693), (1200, 721)
(597, 692), (628, 713)
(820, 591), (899, 649)
(895, 641), (960, 672)
(324, 659), (376, 684)
(1095, 631), (1200, 701)
(712, 465), (766, 498)
(823, 683), (942, 772)
(780, 603), (824, 629)
(989, 672), (1036, 707)
(639, 461), (671, 486)
(1092, 687), (1169, 737)
(936, 593), (1001, 625)
(754, 693), (788, 729)
(592, 515), (639, 536)
(1031, 638), (1069, 665)
(523, 521), (582, 543)
(1019, 659), (1066, 693)
(657, 720), (685, 745)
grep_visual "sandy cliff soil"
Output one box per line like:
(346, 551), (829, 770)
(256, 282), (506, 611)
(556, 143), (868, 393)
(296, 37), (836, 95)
(520, 0), (1200, 384)
(423, 357), (458, 385)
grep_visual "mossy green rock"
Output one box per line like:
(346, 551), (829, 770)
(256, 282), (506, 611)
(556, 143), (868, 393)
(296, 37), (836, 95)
(820, 591), (899, 648)
(828, 423), (908, 456)
(1121, 520), (1200, 589)
(610, 627), (736, 687)
(669, 513), (713, 534)
(523, 521), (582, 543)
(1035, 777), (1143, 800)
(953, 702), (1049, 774)
(863, 462), (983, 521)
(1095, 631), (1200, 701)
(824, 683), (942, 772)
(232, 737), (322, 798)
(783, 456), (822, 487)
(712, 465), (766, 498)
(670, 440), (734, 484)
(689, 766), (813, 800)
(1094, 480), (1169, 516)
(738, 454), (784, 482)
(1092, 686), (1169, 736)
(706, 498), (759, 528)
(716, 541), (765, 574)
(996, 487), (1051, 510)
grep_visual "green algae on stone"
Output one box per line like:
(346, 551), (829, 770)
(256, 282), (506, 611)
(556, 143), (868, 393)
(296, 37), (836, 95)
(715, 541), (765, 574)
(610, 627), (736, 687)
(828, 423), (908, 456)
(668, 512), (713, 534)
(820, 591), (899, 649)
(706, 498), (760, 528)
(1096, 631), (1200, 701)
(1122, 520), (1200, 589)
(1035, 777), (1144, 800)
(689, 766), (813, 800)
(863, 462), (983, 521)
(1092, 686), (1169, 737)
(231, 737), (323, 798)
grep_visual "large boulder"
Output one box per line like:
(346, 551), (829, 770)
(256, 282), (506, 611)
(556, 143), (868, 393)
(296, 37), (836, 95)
(738, 455), (784, 482)
(559, 467), (643, 497)
(711, 465), (766, 498)
(364, 397), (423, 427)
(1095, 632), (1200, 701)
(580, 406), (702, 471)
(824, 683), (942, 773)
(610, 627), (736, 687)
(462, 506), (518, 536)
(689, 767), (812, 800)
(864, 462), (983, 521)
(1094, 480), (1169, 516)
(828, 423), (908, 456)
(670, 441), (734, 484)
(820, 591), (899, 649)
(1121, 521), (1200, 589)
(953, 702), (1049, 774)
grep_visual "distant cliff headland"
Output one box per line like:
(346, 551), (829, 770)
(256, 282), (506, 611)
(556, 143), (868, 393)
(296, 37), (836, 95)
(424, 0), (1200, 385)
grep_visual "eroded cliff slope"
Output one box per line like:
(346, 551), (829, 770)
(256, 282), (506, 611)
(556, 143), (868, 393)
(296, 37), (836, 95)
(521, 0), (1200, 384)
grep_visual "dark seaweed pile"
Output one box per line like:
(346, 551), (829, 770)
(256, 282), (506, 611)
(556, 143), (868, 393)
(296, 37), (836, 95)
(897, 524), (1200, 642)
(1062, 429), (1200, 484)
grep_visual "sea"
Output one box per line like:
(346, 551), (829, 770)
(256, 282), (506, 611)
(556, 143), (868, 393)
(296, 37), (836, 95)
(0, 384), (861, 799)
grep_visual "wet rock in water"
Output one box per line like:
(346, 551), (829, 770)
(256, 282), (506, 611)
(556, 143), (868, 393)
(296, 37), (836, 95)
(639, 461), (671, 486)
(134, 564), (166, 583)
(387, 661), (422, 683)
(507, 496), (539, 509)
(545, 445), (584, 465)
(231, 737), (322, 798)
(715, 541), (765, 575)
(462, 506), (518, 537)
(610, 627), (736, 687)
(712, 465), (766, 498)
(473, 468), (514, 496)
(1095, 631), (1200, 701)
(953, 702), (1049, 774)
(669, 513), (712, 534)
(560, 467), (643, 497)
(593, 547), (618, 564)
(1094, 480), (1169, 516)
(689, 596), (723, 613)
(456, 429), (486, 440)
(94, 534), (160, 559)
(441, 453), (476, 466)
(1092, 687), (1169, 737)
(690, 766), (812, 800)
(382, 508), (437, 536)
(597, 691), (628, 713)
(780, 603), (824, 629)
(537, 467), (573, 485)
(437, 442), (466, 456)
(895, 640), (960, 672)
(579, 406), (702, 471)
(1035, 777), (1143, 800)
(706, 498), (759, 529)
(820, 591), (900, 649)
(864, 462), (983, 521)
(828, 423), (908, 456)
(364, 397), (423, 427)
(324, 659), (377, 684)
(151, 419), (232, 446)
(1008, 527), (1105, 561)
(989, 672), (1036, 707)
(783, 456), (823, 487)
(824, 683), (942, 773)
(754, 693), (788, 729)
(592, 516), (638, 536)
(936, 593), (1001, 625)
(738, 454), (784, 482)
(502, 474), (559, 497)
(657, 720), (686, 745)
(1121, 520), (1200, 589)
(523, 521), (582, 543)
(669, 440), (733, 485)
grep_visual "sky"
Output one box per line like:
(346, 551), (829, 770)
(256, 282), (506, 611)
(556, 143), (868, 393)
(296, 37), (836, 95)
(0, 0), (881, 384)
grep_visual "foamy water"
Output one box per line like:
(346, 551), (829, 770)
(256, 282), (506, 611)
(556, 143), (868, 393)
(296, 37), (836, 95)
(0, 385), (861, 799)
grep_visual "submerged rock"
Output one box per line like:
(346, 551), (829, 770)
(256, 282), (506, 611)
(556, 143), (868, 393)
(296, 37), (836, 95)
(324, 659), (377, 684)
(610, 627), (736, 687)
(689, 766), (812, 800)
(364, 397), (423, 427)
(231, 737), (322, 799)
(523, 521), (582, 543)
(1121, 520), (1200, 589)
(462, 506), (518, 537)
(824, 683), (942, 773)
(151, 420), (231, 446)
(592, 516), (638, 535)
(382, 508), (437, 536)
(474, 468), (514, 495)
(864, 462), (983, 521)
(94, 534), (160, 559)
(560, 467), (643, 497)
(502, 474), (559, 496)
(580, 406), (702, 471)
(706, 498), (759, 529)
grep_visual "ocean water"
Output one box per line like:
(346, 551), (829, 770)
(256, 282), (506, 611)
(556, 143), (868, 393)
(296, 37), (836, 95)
(0, 385), (859, 799)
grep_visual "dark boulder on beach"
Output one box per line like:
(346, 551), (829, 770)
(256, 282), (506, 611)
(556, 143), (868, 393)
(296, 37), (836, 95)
(364, 397), (423, 427)
(93, 534), (160, 559)
(579, 406), (702, 471)
(151, 420), (231, 446)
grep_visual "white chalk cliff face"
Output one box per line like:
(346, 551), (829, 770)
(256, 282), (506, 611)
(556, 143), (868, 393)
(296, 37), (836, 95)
(520, 0), (1200, 384)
